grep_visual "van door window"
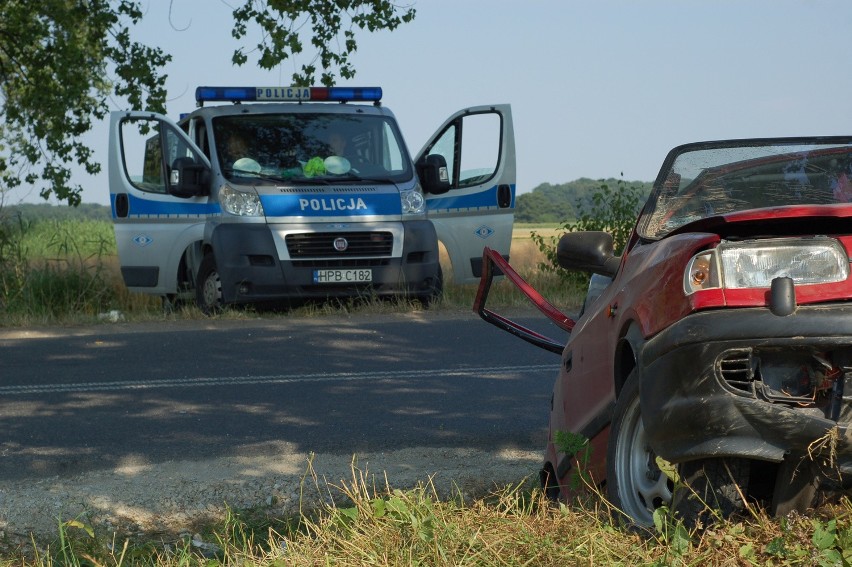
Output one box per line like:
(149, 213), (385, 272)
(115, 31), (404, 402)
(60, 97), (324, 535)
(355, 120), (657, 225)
(119, 117), (205, 194)
(426, 111), (502, 189)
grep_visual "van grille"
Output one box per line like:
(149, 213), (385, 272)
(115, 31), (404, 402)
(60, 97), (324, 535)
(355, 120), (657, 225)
(286, 232), (393, 258)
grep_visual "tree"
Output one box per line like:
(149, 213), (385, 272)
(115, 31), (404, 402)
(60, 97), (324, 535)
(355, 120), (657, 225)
(232, 0), (416, 86)
(0, 0), (416, 207)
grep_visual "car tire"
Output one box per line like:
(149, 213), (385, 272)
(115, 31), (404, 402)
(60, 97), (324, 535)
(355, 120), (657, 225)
(196, 253), (223, 315)
(672, 458), (749, 528)
(770, 455), (818, 517)
(606, 369), (674, 528)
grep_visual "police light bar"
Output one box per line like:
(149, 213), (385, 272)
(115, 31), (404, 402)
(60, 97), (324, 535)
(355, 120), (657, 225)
(195, 86), (382, 105)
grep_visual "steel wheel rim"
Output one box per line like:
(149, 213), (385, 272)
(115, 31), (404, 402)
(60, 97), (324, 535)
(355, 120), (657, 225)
(613, 395), (673, 526)
(202, 271), (222, 308)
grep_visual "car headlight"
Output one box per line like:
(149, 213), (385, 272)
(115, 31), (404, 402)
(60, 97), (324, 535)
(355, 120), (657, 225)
(219, 184), (264, 217)
(401, 187), (426, 215)
(684, 237), (849, 294)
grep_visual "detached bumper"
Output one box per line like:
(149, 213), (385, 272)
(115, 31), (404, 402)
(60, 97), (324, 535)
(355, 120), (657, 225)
(640, 304), (852, 477)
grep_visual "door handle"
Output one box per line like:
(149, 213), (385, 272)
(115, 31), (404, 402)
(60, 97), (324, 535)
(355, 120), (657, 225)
(497, 184), (512, 208)
(115, 193), (129, 218)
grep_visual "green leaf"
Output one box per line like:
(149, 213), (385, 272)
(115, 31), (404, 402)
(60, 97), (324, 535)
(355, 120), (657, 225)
(62, 519), (94, 538)
(652, 506), (666, 534)
(371, 498), (386, 518)
(386, 495), (410, 519)
(671, 522), (691, 556)
(818, 548), (842, 566)
(765, 536), (787, 557)
(655, 456), (680, 483)
(813, 519), (837, 551)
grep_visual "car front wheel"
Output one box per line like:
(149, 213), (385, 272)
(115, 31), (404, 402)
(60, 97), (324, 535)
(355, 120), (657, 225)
(606, 369), (674, 527)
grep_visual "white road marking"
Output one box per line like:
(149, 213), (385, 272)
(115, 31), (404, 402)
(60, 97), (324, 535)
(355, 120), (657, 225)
(0, 365), (556, 395)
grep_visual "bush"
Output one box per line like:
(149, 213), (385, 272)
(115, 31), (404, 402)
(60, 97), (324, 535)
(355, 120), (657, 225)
(530, 179), (645, 286)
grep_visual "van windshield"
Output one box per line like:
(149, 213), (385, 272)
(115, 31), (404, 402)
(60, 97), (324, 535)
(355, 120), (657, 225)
(212, 113), (412, 184)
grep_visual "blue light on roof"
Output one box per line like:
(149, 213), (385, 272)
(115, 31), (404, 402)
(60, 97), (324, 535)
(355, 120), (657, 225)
(195, 86), (382, 105)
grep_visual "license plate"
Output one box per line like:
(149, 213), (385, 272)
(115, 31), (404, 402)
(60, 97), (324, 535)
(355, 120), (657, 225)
(313, 269), (372, 284)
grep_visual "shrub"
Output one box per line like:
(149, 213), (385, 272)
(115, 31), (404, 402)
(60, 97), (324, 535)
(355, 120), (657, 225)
(530, 179), (646, 286)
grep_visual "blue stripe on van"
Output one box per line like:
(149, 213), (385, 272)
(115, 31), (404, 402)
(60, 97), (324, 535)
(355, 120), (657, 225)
(111, 193), (221, 217)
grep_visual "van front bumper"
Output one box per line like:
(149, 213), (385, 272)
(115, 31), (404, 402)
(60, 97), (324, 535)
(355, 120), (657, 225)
(209, 220), (441, 304)
(639, 304), (852, 479)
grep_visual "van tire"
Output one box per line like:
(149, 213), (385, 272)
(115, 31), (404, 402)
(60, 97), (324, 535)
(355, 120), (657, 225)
(419, 265), (444, 308)
(196, 253), (223, 315)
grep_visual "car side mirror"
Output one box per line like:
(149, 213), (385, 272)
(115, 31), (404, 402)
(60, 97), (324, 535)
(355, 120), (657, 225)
(557, 231), (620, 277)
(169, 157), (210, 198)
(417, 154), (451, 194)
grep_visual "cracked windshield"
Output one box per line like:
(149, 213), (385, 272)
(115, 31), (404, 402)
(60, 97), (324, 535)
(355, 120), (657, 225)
(640, 140), (852, 239)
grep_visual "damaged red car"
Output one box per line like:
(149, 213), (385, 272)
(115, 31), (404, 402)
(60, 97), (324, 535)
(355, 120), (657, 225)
(475, 137), (852, 527)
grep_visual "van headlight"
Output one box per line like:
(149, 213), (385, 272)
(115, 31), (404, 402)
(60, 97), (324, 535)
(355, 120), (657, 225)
(685, 237), (850, 294)
(401, 187), (426, 215)
(219, 184), (264, 217)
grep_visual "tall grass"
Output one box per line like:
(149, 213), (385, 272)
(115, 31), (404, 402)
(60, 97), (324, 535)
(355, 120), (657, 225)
(0, 218), (582, 325)
(0, 217), (132, 324)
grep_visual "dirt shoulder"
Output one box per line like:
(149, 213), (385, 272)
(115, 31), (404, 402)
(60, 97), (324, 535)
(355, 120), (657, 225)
(0, 444), (541, 542)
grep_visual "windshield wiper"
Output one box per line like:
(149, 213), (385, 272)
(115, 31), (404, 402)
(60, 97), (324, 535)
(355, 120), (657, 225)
(328, 172), (397, 184)
(225, 168), (327, 185)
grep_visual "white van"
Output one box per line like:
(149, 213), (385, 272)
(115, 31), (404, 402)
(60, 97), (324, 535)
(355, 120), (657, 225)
(108, 86), (515, 312)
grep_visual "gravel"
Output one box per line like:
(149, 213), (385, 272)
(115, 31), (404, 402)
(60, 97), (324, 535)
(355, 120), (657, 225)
(0, 444), (542, 542)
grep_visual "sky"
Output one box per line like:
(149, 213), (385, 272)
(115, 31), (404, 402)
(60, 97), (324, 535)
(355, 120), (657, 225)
(15, 0), (852, 206)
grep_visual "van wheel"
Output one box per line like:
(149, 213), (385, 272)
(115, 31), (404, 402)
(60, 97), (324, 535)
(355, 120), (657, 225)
(606, 369), (674, 528)
(196, 253), (223, 315)
(419, 265), (444, 308)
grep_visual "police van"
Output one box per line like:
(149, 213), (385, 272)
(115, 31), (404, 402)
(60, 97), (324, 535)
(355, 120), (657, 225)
(108, 86), (515, 313)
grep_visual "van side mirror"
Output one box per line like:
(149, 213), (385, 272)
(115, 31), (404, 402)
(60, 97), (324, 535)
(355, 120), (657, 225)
(417, 154), (451, 195)
(557, 231), (620, 277)
(169, 157), (210, 198)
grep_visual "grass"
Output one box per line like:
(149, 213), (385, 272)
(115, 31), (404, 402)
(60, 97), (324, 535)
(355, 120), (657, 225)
(0, 219), (581, 326)
(6, 461), (852, 565)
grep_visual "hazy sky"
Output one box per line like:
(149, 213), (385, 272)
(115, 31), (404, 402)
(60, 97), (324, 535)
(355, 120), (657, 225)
(15, 0), (852, 205)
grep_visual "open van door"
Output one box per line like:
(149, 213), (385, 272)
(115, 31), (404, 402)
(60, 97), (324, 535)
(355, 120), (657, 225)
(416, 104), (515, 284)
(108, 111), (213, 298)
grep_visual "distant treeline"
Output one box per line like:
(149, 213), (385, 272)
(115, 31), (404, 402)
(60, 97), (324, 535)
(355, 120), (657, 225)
(0, 202), (111, 222)
(516, 178), (654, 223)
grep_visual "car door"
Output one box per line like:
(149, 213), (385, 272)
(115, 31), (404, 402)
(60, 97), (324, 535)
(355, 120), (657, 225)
(416, 105), (515, 284)
(108, 111), (214, 296)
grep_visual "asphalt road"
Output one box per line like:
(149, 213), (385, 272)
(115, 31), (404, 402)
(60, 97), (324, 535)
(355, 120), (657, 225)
(0, 310), (565, 482)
